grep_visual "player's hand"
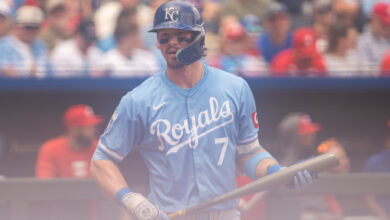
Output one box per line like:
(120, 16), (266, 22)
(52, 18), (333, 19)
(292, 170), (317, 189)
(121, 192), (160, 220)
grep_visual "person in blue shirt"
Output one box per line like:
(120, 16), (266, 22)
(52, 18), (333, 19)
(257, 2), (293, 64)
(364, 118), (390, 220)
(90, 1), (316, 220)
(0, 6), (49, 77)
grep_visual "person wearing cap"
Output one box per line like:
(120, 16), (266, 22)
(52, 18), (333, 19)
(208, 17), (268, 77)
(0, 2), (10, 38)
(363, 119), (390, 219)
(312, 0), (336, 54)
(50, 18), (105, 77)
(357, 2), (390, 76)
(271, 27), (327, 76)
(39, 0), (71, 52)
(35, 104), (103, 178)
(257, 1), (293, 64)
(0, 5), (49, 77)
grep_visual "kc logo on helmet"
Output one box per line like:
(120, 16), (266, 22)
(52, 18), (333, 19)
(251, 111), (259, 128)
(164, 7), (179, 22)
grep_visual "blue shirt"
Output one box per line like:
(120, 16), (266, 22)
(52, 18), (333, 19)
(0, 35), (49, 77)
(257, 32), (292, 63)
(93, 64), (260, 212)
(364, 149), (390, 215)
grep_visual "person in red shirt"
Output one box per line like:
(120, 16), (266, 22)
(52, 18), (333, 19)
(36, 104), (103, 178)
(271, 27), (327, 77)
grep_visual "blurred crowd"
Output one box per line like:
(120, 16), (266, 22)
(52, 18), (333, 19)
(1, 0), (390, 77)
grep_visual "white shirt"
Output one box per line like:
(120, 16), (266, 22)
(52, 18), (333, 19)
(325, 50), (362, 77)
(51, 39), (105, 77)
(102, 48), (160, 77)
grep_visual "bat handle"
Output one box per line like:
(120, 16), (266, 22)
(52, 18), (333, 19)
(168, 210), (186, 219)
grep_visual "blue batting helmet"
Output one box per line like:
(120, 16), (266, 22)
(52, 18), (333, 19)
(149, 0), (205, 65)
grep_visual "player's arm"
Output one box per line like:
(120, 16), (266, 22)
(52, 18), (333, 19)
(90, 159), (128, 199)
(238, 142), (315, 188)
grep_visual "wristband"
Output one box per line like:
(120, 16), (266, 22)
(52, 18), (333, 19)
(266, 164), (283, 175)
(245, 151), (275, 180)
(115, 187), (132, 204)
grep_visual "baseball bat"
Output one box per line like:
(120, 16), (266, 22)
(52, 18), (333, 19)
(168, 151), (339, 219)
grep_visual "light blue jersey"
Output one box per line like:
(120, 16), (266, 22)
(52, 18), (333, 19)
(93, 64), (260, 212)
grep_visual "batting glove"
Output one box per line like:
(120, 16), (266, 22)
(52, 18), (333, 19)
(267, 164), (317, 189)
(121, 192), (160, 220)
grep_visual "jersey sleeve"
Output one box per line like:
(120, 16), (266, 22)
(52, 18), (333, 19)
(236, 79), (260, 156)
(92, 93), (145, 163)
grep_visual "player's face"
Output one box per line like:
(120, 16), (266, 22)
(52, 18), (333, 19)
(157, 29), (193, 69)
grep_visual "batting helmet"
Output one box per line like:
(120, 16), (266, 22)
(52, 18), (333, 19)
(149, 0), (205, 65)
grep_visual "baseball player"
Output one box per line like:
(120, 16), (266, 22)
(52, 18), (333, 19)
(90, 1), (316, 219)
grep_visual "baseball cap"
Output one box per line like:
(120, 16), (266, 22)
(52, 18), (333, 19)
(373, 2), (390, 26)
(15, 6), (44, 27)
(63, 105), (103, 128)
(298, 114), (321, 135)
(0, 2), (10, 18)
(293, 27), (317, 57)
(223, 22), (246, 41)
(266, 2), (288, 20)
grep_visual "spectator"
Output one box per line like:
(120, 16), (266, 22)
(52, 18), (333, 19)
(271, 27), (327, 77)
(312, 0), (336, 53)
(258, 2), (293, 64)
(363, 119), (390, 220)
(208, 19), (268, 77)
(357, 2), (390, 76)
(332, 0), (360, 26)
(0, 2), (11, 38)
(35, 104), (103, 178)
(0, 6), (49, 78)
(51, 19), (105, 77)
(94, 0), (153, 52)
(361, 0), (390, 19)
(102, 9), (159, 77)
(325, 20), (362, 77)
(39, 0), (71, 52)
(219, 0), (273, 25)
(240, 14), (263, 57)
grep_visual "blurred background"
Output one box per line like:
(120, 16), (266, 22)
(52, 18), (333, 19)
(0, 0), (390, 220)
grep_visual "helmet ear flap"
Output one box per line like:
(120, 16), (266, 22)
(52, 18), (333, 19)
(177, 29), (205, 65)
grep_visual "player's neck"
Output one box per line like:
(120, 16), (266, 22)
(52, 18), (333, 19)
(166, 61), (204, 89)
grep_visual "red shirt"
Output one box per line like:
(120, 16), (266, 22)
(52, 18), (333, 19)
(35, 136), (97, 178)
(271, 49), (327, 77)
(236, 176), (267, 220)
(381, 50), (390, 76)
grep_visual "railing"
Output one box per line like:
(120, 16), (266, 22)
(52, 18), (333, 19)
(1, 174), (390, 220)
(0, 77), (390, 91)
